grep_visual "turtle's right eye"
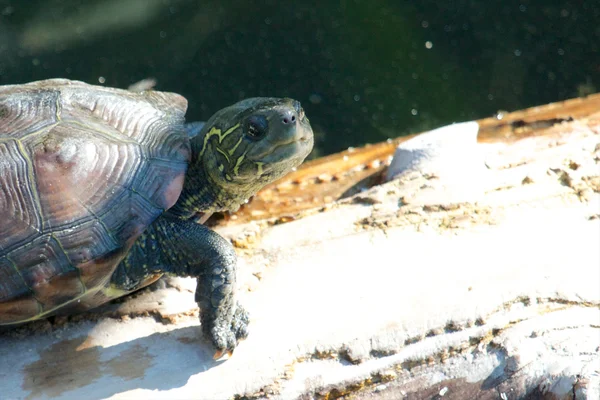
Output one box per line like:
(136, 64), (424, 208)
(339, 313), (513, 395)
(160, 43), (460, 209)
(245, 115), (268, 140)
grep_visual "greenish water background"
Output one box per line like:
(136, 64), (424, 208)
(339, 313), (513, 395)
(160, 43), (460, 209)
(0, 0), (598, 157)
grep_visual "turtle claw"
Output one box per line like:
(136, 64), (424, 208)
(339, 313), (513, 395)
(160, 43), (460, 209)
(213, 349), (234, 360)
(204, 301), (249, 360)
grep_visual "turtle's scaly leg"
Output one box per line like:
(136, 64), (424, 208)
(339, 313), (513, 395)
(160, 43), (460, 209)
(111, 213), (248, 356)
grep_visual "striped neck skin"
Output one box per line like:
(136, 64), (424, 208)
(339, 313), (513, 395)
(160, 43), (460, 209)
(169, 96), (314, 219)
(168, 140), (253, 219)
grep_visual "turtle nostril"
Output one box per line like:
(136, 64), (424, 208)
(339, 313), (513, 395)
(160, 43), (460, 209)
(282, 111), (297, 125)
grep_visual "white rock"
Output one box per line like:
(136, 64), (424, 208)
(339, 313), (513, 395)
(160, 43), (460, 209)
(1, 121), (598, 400)
(386, 121), (487, 204)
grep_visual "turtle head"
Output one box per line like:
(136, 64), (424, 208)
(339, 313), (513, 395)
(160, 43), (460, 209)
(187, 97), (314, 212)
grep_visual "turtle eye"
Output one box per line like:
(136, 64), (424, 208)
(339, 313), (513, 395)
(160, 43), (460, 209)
(245, 115), (268, 140)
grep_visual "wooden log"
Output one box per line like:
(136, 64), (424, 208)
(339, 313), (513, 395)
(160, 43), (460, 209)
(222, 93), (600, 225)
(1, 95), (598, 400)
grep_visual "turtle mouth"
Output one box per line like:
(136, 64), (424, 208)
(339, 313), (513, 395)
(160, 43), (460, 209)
(260, 134), (312, 164)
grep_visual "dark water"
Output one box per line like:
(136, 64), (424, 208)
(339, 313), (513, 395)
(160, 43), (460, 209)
(0, 0), (598, 157)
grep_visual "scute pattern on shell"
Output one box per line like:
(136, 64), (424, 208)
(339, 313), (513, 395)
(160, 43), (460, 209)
(0, 79), (191, 322)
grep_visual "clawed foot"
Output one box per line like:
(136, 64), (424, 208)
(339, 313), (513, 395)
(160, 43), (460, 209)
(201, 302), (249, 360)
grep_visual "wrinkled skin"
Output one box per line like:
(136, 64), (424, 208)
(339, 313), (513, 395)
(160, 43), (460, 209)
(115, 97), (314, 355)
(0, 79), (313, 356)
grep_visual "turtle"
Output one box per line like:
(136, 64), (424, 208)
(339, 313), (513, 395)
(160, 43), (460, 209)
(0, 78), (313, 357)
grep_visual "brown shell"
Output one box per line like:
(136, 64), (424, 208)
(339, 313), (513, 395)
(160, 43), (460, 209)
(0, 79), (190, 323)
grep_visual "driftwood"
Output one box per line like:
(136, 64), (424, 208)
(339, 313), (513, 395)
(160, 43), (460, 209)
(0, 95), (599, 400)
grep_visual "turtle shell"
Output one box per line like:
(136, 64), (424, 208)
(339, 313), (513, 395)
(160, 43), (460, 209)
(0, 79), (191, 324)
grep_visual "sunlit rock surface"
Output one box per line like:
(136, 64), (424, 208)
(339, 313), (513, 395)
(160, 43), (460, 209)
(1, 106), (598, 399)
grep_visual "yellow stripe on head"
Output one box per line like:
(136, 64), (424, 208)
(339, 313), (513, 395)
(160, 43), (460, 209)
(215, 146), (230, 162)
(199, 123), (240, 157)
(255, 162), (264, 175)
(233, 153), (245, 176)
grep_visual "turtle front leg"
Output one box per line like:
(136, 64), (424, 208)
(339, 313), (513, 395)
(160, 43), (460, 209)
(180, 221), (250, 357)
(113, 213), (249, 356)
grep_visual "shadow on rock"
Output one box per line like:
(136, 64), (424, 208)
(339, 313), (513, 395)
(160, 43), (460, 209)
(15, 324), (220, 400)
